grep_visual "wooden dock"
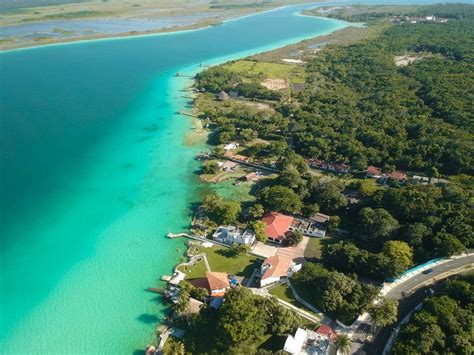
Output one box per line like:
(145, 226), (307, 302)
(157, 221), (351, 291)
(166, 232), (191, 239)
(175, 72), (195, 78)
(146, 287), (165, 294)
(179, 110), (198, 118)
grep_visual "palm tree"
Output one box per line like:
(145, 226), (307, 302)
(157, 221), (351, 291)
(335, 334), (351, 355)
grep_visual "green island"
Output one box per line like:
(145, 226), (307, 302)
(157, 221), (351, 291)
(150, 3), (473, 355)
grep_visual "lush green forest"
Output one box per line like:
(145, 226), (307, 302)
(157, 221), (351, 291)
(196, 5), (473, 284)
(294, 19), (473, 175)
(323, 179), (472, 281)
(197, 9), (474, 176)
(392, 275), (473, 354)
(173, 287), (304, 354)
(313, 3), (474, 22)
(190, 4), (474, 349)
(292, 262), (378, 324)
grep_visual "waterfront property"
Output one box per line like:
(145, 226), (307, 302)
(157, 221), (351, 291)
(206, 271), (230, 297)
(223, 142), (239, 151)
(185, 298), (204, 317)
(179, 244), (258, 280)
(220, 161), (239, 171)
(212, 225), (256, 246)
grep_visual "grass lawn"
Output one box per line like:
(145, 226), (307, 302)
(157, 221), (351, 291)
(269, 284), (302, 307)
(224, 60), (306, 83)
(304, 237), (323, 260)
(206, 245), (258, 277)
(304, 236), (342, 261)
(270, 284), (321, 325)
(211, 180), (256, 203)
(291, 281), (321, 313)
(178, 257), (208, 279)
(181, 245), (258, 279)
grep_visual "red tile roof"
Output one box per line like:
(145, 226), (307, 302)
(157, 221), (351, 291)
(390, 171), (407, 180)
(315, 324), (337, 341)
(367, 166), (382, 175)
(261, 255), (292, 280)
(233, 154), (249, 161)
(206, 272), (230, 295)
(262, 212), (294, 240)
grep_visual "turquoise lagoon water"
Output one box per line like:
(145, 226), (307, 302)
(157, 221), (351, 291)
(1, 0), (469, 352)
(0, 4), (349, 353)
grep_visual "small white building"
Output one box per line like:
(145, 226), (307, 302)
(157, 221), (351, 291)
(212, 226), (256, 246)
(284, 328), (307, 354)
(284, 327), (335, 355)
(223, 142), (239, 151)
(413, 175), (430, 185)
(290, 213), (330, 238)
(221, 161), (239, 171)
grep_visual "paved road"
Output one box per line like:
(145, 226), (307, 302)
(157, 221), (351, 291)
(385, 254), (474, 300)
(369, 283), (443, 354)
(368, 254), (473, 354)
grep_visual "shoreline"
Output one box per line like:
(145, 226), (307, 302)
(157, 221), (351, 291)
(151, 11), (353, 339)
(0, 3), (314, 53)
(177, 16), (351, 147)
(0, 6), (350, 351)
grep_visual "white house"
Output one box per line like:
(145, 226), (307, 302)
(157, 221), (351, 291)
(259, 255), (301, 287)
(289, 213), (330, 238)
(212, 226), (256, 246)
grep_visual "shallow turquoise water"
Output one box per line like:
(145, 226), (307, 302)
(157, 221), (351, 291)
(1, 0), (471, 352)
(0, 5), (350, 353)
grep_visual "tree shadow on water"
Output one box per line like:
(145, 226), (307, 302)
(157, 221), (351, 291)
(136, 313), (160, 324)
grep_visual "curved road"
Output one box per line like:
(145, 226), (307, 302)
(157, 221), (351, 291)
(384, 254), (474, 300)
(368, 254), (474, 354)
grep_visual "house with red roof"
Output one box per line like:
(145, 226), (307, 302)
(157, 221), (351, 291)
(389, 170), (407, 182)
(262, 212), (294, 244)
(206, 272), (230, 297)
(366, 165), (383, 178)
(259, 255), (297, 287)
(315, 324), (337, 342)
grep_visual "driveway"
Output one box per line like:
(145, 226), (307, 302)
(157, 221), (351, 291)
(252, 241), (279, 258)
(277, 236), (309, 262)
(252, 236), (310, 261)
